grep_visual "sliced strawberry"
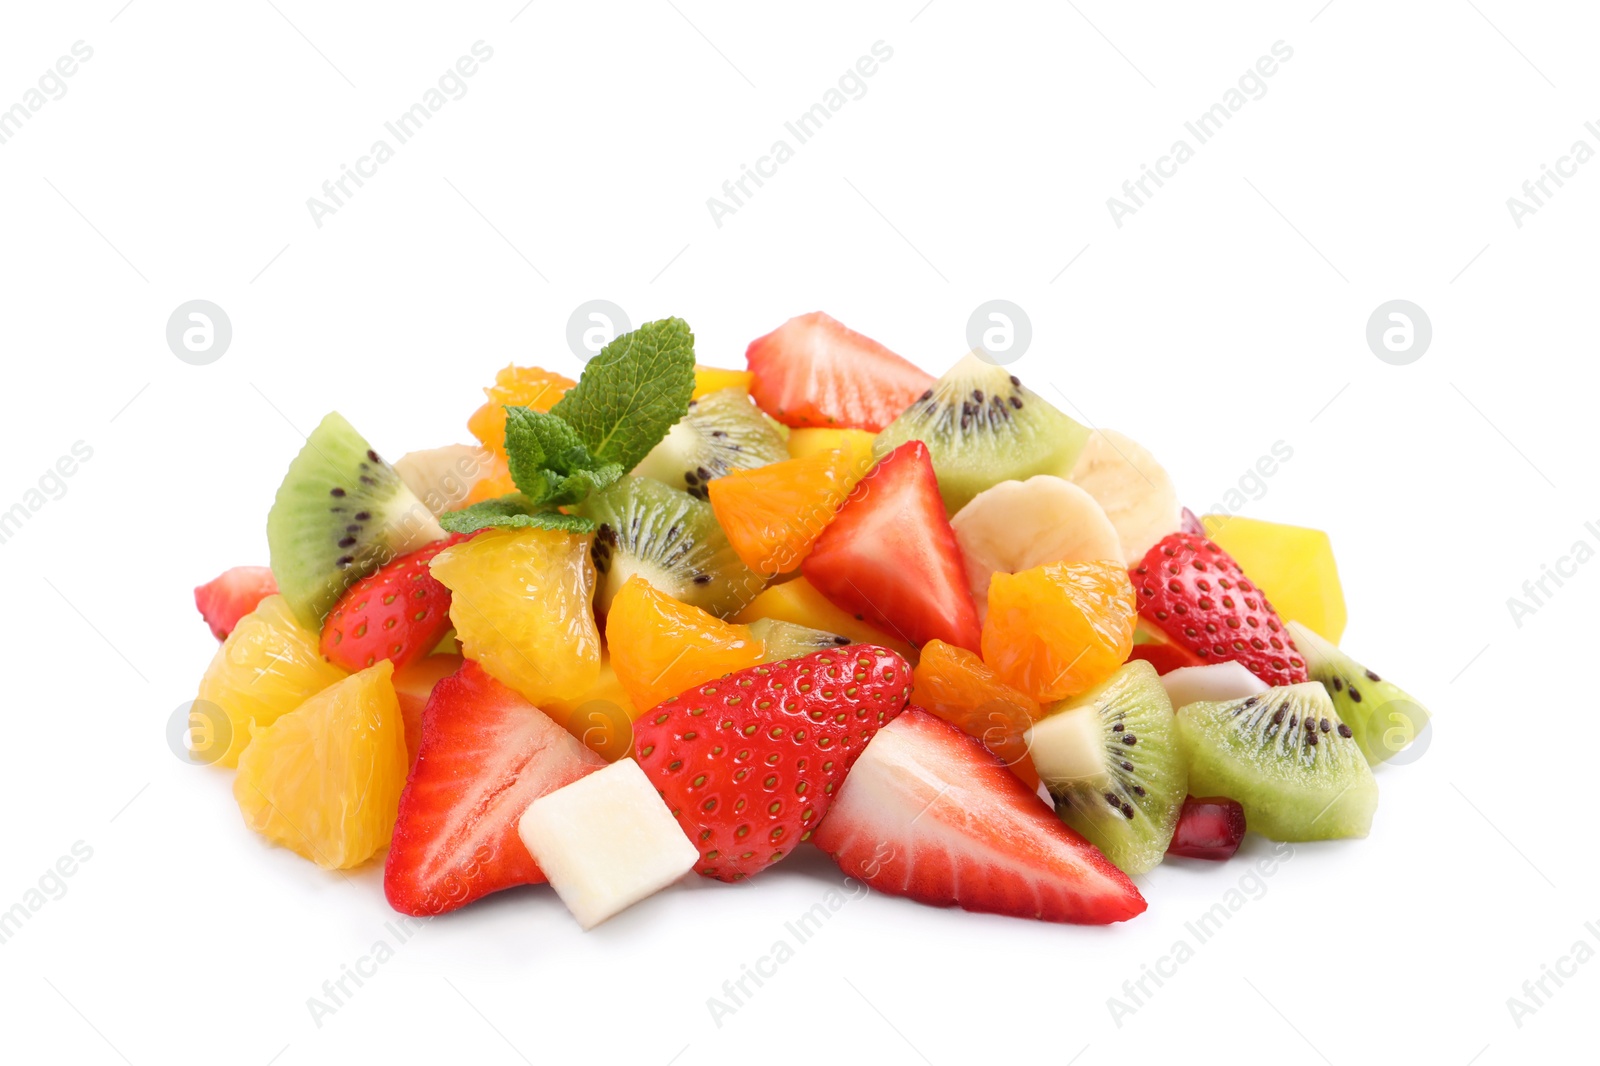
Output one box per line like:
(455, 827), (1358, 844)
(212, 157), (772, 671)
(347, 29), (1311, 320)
(802, 441), (981, 653)
(1126, 640), (1204, 675)
(384, 662), (604, 917)
(745, 312), (933, 432)
(391, 653), (463, 769)
(813, 708), (1146, 924)
(194, 566), (278, 640)
(320, 535), (465, 672)
(1131, 533), (1307, 687)
(633, 646), (910, 882)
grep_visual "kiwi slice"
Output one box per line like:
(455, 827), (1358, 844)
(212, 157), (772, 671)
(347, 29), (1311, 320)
(633, 387), (789, 500)
(1177, 683), (1378, 841)
(1027, 660), (1186, 875)
(748, 617), (851, 663)
(1287, 621), (1430, 766)
(577, 475), (764, 618)
(873, 353), (1092, 514)
(266, 413), (446, 628)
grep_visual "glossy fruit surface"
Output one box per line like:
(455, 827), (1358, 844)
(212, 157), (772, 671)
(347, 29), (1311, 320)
(981, 562), (1137, 702)
(911, 639), (1042, 787)
(1203, 515), (1346, 643)
(606, 576), (765, 713)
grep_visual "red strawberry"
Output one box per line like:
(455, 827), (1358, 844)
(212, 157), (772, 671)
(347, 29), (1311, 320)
(802, 441), (981, 653)
(813, 708), (1146, 924)
(1131, 533), (1307, 687)
(320, 535), (464, 672)
(391, 653), (462, 769)
(1166, 796), (1247, 861)
(1126, 641), (1204, 675)
(632, 645), (911, 882)
(194, 566), (278, 640)
(745, 311), (933, 431)
(384, 662), (604, 916)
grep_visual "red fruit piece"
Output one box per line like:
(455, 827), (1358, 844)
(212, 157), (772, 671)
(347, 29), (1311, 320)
(1126, 641), (1204, 676)
(813, 708), (1146, 924)
(803, 441), (981, 653)
(1130, 533), (1307, 687)
(1167, 796), (1247, 861)
(632, 645), (911, 883)
(194, 566), (278, 640)
(745, 311), (933, 432)
(391, 654), (462, 769)
(320, 535), (465, 672)
(384, 662), (604, 916)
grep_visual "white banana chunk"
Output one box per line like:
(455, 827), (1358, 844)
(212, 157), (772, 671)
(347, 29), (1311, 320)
(394, 444), (493, 517)
(1068, 428), (1182, 565)
(951, 476), (1122, 619)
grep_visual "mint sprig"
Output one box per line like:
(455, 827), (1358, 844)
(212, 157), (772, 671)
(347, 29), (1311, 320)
(438, 494), (597, 535)
(503, 406), (625, 506)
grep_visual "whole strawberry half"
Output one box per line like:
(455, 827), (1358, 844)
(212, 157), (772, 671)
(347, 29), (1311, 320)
(1131, 533), (1306, 686)
(321, 534), (464, 672)
(632, 645), (912, 882)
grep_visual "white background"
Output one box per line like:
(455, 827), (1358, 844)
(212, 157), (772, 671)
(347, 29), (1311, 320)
(0, 2), (1593, 1063)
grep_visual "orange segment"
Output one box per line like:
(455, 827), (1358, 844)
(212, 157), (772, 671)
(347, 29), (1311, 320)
(233, 662), (408, 869)
(732, 576), (917, 662)
(912, 640), (1043, 788)
(981, 562), (1137, 702)
(462, 454), (518, 505)
(606, 576), (765, 712)
(542, 656), (639, 762)
(468, 365), (576, 462)
(693, 365), (755, 399)
(708, 447), (873, 576)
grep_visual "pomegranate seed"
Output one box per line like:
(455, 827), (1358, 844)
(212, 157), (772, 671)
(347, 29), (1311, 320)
(1166, 795), (1246, 860)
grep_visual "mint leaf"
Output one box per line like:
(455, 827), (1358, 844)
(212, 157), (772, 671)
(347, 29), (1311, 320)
(501, 406), (624, 506)
(550, 317), (696, 473)
(439, 494), (596, 535)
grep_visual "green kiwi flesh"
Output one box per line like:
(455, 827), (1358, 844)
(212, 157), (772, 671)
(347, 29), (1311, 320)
(748, 618), (852, 663)
(873, 352), (1091, 513)
(1027, 660), (1186, 875)
(266, 412), (445, 629)
(632, 387), (789, 500)
(1177, 683), (1378, 841)
(1287, 621), (1430, 766)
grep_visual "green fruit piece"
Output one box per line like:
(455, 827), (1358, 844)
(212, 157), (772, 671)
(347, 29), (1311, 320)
(632, 387), (789, 499)
(1287, 621), (1429, 766)
(748, 617), (852, 663)
(1177, 683), (1378, 841)
(873, 352), (1091, 514)
(267, 413), (445, 628)
(577, 475), (764, 619)
(1027, 660), (1186, 875)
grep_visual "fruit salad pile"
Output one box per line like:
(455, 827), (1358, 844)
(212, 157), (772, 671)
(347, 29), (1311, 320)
(190, 312), (1429, 929)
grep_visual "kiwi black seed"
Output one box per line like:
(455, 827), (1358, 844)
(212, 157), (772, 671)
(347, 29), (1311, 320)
(633, 387), (788, 500)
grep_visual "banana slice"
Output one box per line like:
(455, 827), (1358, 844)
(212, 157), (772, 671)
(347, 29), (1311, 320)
(1067, 429), (1182, 565)
(394, 444), (493, 516)
(950, 476), (1122, 620)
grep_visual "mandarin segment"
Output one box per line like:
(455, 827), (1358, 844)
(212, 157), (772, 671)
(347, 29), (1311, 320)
(605, 576), (765, 712)
(911, 639), (1043, 787)
(467, 365), (576, 462)
(708, 446), (873, 576)
(981, 562), (1137, 702)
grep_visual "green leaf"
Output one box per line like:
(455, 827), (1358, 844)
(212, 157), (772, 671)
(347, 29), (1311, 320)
(439, 494), (596, 535)
(500, 405), (627, 507)
(550, 317), (696, 473)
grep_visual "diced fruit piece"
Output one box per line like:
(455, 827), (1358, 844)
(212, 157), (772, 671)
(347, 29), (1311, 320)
(234, 662), (407, 869)
(578, 475), (764, 618)
(1204, 516), (1346, 643)
(1127, 642), (1204, 675)
(606, 576), (765, 712)
(632, 387), (789, 500)
(693, 365), (754, 399)
(1026, 661), (1186, 875)
(1287, 621), (1430, 766)
(194, 566), (279, 640)
(746, 311), (933, 432)
(874, 353), (1091, 514)
(320, 535), (464, 672)
(911, 639), (1042, 788)
(813, 708), (1146, 924)
(786, 427), (877, 461)
(1160, 662), (1268, 712)
(384, 662), (605, 916)
(633, 646), (910, 881)
(518, 758), (698, 930)
(429, 527), (602, 705)
(803, 441), (982, 653)
(462, 454), (519, 505)
(467, 365), (575, 462)
(392, 653), (462, 768)
(394, 444), (494, 517)
(1177, 684), (1377, 841)
(1166, 796), (1247, 860)
(732, 577), (916, 662)
(1068, 429), (1183, 565)
(708, 446), (872, 576)
(950, 476), (1122, 621)
(981, 562), (1137, 702)
(1132, 533), (1308, 687)
(267, 412), (447, 628)
(748, 618), (852, 662)
(542, 656), (640, 762)
(197, 594), (347, 767)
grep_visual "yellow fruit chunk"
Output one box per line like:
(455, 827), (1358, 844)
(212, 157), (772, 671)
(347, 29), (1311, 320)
(708, 447), (872, 576)
(911, 640), (1042, 788)
(786, 428), (877, 462)
(234, 662), (408, 870)
(543, 656), (639, 762)
(732, 576), (917, 662)
(981, 562), (1137, 702)
(468, 365), (576, 462)
(1202, 515), (1346, 643)
(606, 576), (765, 712)
(693, 365), (755, 399)
(196, 594), (347, 767)
(430, 528), (601, 704)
